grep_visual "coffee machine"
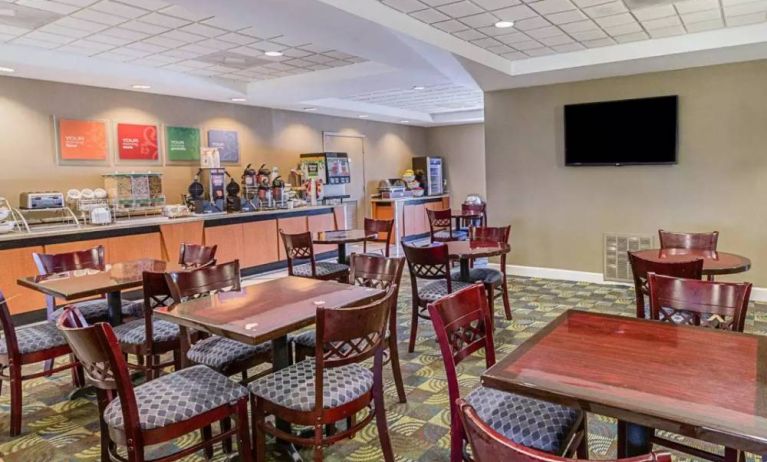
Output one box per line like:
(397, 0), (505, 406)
(185, 168), (227, 214)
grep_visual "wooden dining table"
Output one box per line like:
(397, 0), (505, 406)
(313, 229), (377, 264)
(447, 240), (510, 282)
(155, 276), (384, 461)
(482, 310), (767, 459)
(630, 248), (751, 276)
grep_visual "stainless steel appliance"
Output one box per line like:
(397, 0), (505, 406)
(300, 152), (351, 200)
(377, 179), (406, 199)
(19, 192), (65, 209)
(412, 156), (444, 196)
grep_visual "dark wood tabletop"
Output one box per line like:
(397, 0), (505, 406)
(451, 210), (484, 218)
(313, 229), (377, 244)
(631, 248), (751, 276)
(482, 310), (767, 454)
(154, 276), (384, 346)
(446, 240), (510, 260)
(17, 259), (182, 300)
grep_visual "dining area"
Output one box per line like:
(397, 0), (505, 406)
(0, 200), (766, 462)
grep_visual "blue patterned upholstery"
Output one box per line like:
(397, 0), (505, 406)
(451, 268), (503, 286)
(292, 330), (316, 348)
(0, 322), (67, 355)
(466, 386), (579, 454)
(50, 299), (143, 322)
(103, 365), (248, 430)
(418, 280), (474, 302)
(249, 359), (373, 411)
(188, 336), (271, 371)
(292, 262), (349, 278)
(112, 319), (179, 345)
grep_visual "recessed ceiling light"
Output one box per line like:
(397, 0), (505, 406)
(358, 115), (369, 119)
(412, 85), (425, 90)
(230, 97), (246, 102)
(0, 66), (15, 73)
(400, 120), (410, 124)
(495, 20), (514, 28)
(264, 51), (283, 57)
(304, 107), (317, 112)
(132, 84), (151, 89)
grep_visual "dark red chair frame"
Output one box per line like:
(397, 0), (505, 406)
(627, 251), (704, 319)
(658, 229), (719, 251)
(460, 203), (487, 228)
(468, 226), (512, 320)
(178, 243), (217, 268)
(280, 230), (349, 282)
(427, 208), (465, 243)
(363, 217), (394, 257)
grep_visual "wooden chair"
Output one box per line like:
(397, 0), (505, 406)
(427, 208), (467, 242)
(402, 242), (473, 353)
(178, 243), (217, 267)
(0, 291), (82, 436)
(429, 284), (586, 462)
(293, 253), (408, 403)
(451, 226), (512, 320)
(165, 260), (272, 384)
(112, 271), (181, 380)
(33, 245), (142, 323)
(250, 288), (397, 462)
(280, 230), (349, 282)
(458, 398), (670, 462)
(363, 217), (394, 257)
(658, 229), (719, 250)
(57, 306), (252, 462)
(460, 202), (487, 229)
(627, 251), (704, 319)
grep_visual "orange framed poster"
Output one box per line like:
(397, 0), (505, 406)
(56, 118), (110, 164)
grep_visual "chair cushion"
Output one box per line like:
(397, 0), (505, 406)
(433, 230), (468, 240)
(50, 299), (143, 322)
(451, 267), (504, 286)
(292, 262), (349, 278)
(418, 280), (474, 302)
(103, 365), (248, 431)
(0, 322), (68, 355)
(249, 359), (373, 412)
(466, 386), (580, 455)
(112, 319), (180, 346)
(188, 336), (271, 371)
(292, 330), (316, 349)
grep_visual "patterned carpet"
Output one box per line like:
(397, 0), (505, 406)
(1, 274), (765, 462)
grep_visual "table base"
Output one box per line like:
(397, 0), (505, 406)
(106, 291), (122, 326)
(617, 420), (653, 457)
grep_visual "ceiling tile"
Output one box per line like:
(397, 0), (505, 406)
(143, 35), (183, 48)
(614, 30), (649, 41)
(641, 14), (681, 28)
(525, 24), (564, 37)
(437, 1), (485, 17)
(724, 1), (767, 16)
(512, 38), (544, 48)
(14, 36), (60, 48)
(157, 29), (202, 43)
(410, 7), (451, 22)
(196, 37), (235, 51)
(121, 19), (166, 34)
(552, 41), (585, 51)
(16, 0), (78, 15)
(470, 36), (503, 46)
(513, 15), (551, 28)
(501, 50), (528, 59)
(87, 32), (132, 45)
(582, 36), (615, 46)
(56, 0), (99, 6)
(127, 0), (170, 9)
(56, 44), (97, 55)
(685, 17), (724, 29)
(486, 43), (515, 53)
(140, 54), (177, 65)
(67, 38), (114, 51)
(90, 1), (148, 18)
(160, 49), (198, 59)
(631, 4), (677, 20)
(214, 31), (256, 45)
(180, 22), (226, 37)
(125, 41), (166, 52)
(432, 18), (470, 31)
(39, 23), (92, 37)
(159, 5), (210, 21)
(528, 0), (577, 14)
(594, 12), (636, 26)
(560, 18), (600, 31)
(681, 8), (721, 22)
(200, 16), (249, 32)
(495, 3), (539, 19)
(674, 0), (719, 13)
(473, 0), (522, 9)
(545, 9), (588, 23)
(454, 28), (487, 39)
(603, 20), (643, 33)
(569, 28), (607, 39)
(138, 12), (189, 28)
(496, 30), (533, 42)
(583, 1), (627, 17)
(459, 12), (499, 27)
(525, 46), (555, 55)
(382, 0), (427, 13)
(100, 26), (147, 40)
(538, 33), (574, 44)
(51, 16), (107, 32)
(71, 9), (125, 25)
(725, 11), (766, 23)
(649, 24), (686, 36)
(571, 0), (614, 7)
(0, 25), (32, 36)
(25, 29), (74, 43)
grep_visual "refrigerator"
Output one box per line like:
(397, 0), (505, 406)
(412, 156), (444, 196)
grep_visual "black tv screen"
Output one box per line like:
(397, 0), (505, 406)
(564, 95), (678, 166)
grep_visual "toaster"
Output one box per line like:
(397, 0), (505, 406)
(19, 192), (65, 210)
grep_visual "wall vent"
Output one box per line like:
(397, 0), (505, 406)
(604, 233), (655, 283)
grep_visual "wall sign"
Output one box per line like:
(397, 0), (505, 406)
(57, 118), (109, 162)
(117, 123), (159, 161)
(166, 126), (200, 162)
(207, 129), (239, 163)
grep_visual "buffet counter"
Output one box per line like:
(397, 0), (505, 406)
(1, 205), (342, 316)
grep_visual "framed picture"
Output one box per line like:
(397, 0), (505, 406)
(55, 117), (111, 165)
(165, 126), (200, 164)
(207, 129), (240, 164)
(115, 122), (161, 165)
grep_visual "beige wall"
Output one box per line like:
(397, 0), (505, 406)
(0, 76), (426, 207)
(425, 123), (486, 204)
(485, 60), (767, 285)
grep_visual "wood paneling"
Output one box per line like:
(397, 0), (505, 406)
(160, 221), (204, 263)
(442, 197), (450, 209)
(106, 233), (162, 263)
(45, 239), (108, 257)
(241, 220), (279, 267)
(333, 206), (345, 230)
(404, 203), (428, 237)
(277, 216), (308, 260)
(0, 246), (46, 314)
(308, 212), (338, 254)
(204, 224), (245, 265)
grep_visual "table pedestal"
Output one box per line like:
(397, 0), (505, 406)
(336, 243), (347, 265)
(617, 421), (653, 457)
(106, 291), (122, 326)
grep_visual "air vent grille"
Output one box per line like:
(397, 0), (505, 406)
(604, 233), (655, 283)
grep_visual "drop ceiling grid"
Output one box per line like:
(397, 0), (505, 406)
(347, 84), (484, 113)
(379, 0), (767, 59)
(0, 0), (366, 82)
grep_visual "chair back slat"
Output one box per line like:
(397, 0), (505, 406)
(458, 399), (671, 462)
(179, 243), (218, 268)
(33, 245), (105, 275)
(165, 260), (241, 301)
(469, 226), (510, 244)
(0, 293), (19, 358)
(280, 230), (316, 276)
(403, 243), (451, 280)
(648, 273), (751, 332)
(349, 253), (405, 290)
(427, 208), (452, 229)
(461, 203), (487, 227)
(628, 251), (704, 318)
(658, 230), (719, 251)
(364, 218), (394, 256)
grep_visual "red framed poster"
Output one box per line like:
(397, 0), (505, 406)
(117, 123), (159, 162)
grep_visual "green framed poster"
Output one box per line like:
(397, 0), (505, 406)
(165, 126), (200, 163)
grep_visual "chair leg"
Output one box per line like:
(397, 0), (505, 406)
(97, 390), (114, 462)
(9, 364), (22, 436)
(43, 358), (54, 377)
(0, 365), (4, 395)
(235, 400), (253, 462)
(221, 416), (233, 454)
(408, 300), (419, 353)
(501, 280), (512, 320)
(201, 425), (214, 459)
(172, 348), (182, 371)
(576, 415), (589, 459)
(313, 424), (324, 462)
(449, 410), (465, 462)
(374, 377), (395, 462)
(485, 283), (495, 315)
(388, 336), (407, 403)
(252, 396), (267, 462)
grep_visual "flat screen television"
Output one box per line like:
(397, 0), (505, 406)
(564, 95), (678, 166)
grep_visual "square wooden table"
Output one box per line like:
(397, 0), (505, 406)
(17, 259), (181, 325)
(482, 310), (767, 458)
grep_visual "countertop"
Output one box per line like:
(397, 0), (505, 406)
(370, 194), (449, 203)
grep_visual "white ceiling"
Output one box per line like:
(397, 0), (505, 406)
(0, 0), (766, 126)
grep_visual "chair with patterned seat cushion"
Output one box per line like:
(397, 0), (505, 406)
(428, 208), (468, 243)
(628, 252), (704, 319)
(280, 230), (349, 282)
(0, 292), (82, 436)
(458, 398), (671, 462)
(165, 260), (272, 384)
(363, 218), (395, 257)
(178, 243), (217, 268)
(658, 229), (719, 280)
(250, 288), (397, 462)
(451, 226), (512, 320)
(403, 242), (473, 353)
(57, 306), (252, 462)
(428, 284), (587, 462)
(459, 202), (487, 230)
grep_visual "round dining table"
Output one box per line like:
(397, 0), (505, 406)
(314, 229), (377, 264)
(630, 248), (751, 276)
(446, 240), (510, 282)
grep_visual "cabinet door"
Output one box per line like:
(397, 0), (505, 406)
(442, 197), (451, 210)
(308, 212), (338, 254)
(241, 220), (279, 268)
(0, 246), (46, 314)
(277, 216), (308, 260)
(203, 224), (245, 265)
(106, 233), (163, 263)
(160, 221), (205, 263)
